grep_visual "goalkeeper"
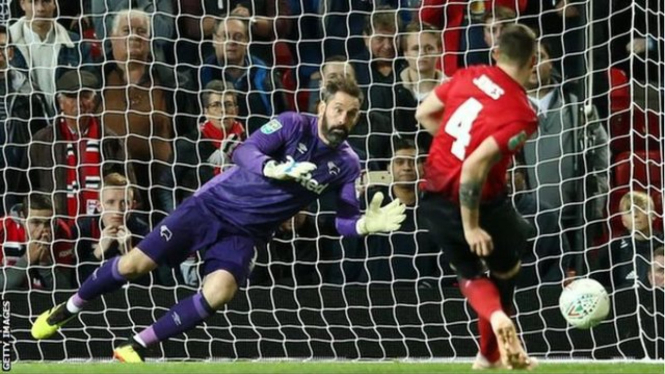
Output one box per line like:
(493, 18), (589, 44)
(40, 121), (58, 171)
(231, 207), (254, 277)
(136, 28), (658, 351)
(31, 76), (407, 362)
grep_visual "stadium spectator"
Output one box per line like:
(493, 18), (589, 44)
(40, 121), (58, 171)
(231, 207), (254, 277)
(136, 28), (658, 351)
(647, 247), (665, 289)
(157, 79), (245, 214)
(399, 21), (446, 151)
(420, 0), (527, 76)
(102, 9), (193, 219)
(592, 191), (664, 290)
(71, 173), (175, 287)
(0, 194), (73, 290)
(352, 6), (415, 135)
(400, 22), (445, 103)
(349, 138), (453, 286)
(462, 6), (516, 67)
(320, 0), (373, 60)
(521, 0), (585, 84)
(522, 41), (609, 253)
(91, 0), (175, 63)
(180, 0), (292, 67)
(8, 0), (93, 115)
(610, 0), (663, 112)
(507, 158), (573, 287)
(21, 70), (132, 221)
(200, 17), (288, 134)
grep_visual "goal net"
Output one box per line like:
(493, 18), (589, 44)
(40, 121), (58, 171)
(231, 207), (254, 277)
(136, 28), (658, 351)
(1, 0), (663, 362)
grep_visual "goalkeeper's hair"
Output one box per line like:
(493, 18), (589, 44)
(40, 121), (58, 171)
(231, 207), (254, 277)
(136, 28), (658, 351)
(321, 75), (364, 105)
(22, 193), (53, 216)
(497, 24), (537, 68)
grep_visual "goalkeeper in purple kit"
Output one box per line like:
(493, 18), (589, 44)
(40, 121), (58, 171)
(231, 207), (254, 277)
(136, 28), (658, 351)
(31, 76), (407, 362)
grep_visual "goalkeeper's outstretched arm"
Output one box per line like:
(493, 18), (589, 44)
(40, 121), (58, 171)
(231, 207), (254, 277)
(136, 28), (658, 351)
(334, 180), (407, 237)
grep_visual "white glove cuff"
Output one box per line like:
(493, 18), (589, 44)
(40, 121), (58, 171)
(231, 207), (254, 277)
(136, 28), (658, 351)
(356, 216), (368, 236)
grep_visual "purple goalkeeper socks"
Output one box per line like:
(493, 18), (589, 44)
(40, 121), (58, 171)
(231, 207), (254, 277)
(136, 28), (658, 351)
(136, 293), (215, 347)
(75, 257), (128, 305)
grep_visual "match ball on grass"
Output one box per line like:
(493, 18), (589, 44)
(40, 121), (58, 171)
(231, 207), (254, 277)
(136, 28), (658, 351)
(559, 278), (610, 329)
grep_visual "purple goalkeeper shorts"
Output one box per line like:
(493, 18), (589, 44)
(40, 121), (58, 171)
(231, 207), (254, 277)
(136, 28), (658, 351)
(137, 196), (257, 285)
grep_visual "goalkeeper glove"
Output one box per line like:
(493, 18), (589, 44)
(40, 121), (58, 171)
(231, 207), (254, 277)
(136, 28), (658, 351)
(263, 156), (317, 180)
(356, 192), (407, 235)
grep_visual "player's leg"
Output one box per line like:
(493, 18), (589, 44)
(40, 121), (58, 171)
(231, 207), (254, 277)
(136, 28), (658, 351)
(32, 198), (207, 340)
(114, 270), (237, 363)
(31, 248), (158, 340)
(471, 317), (501, 370)
(483, 202), (534, 369)
(418, 193), (504, 369)
(113, 235), (256, 362)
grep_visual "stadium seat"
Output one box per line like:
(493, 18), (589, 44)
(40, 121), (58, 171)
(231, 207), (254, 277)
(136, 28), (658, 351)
(608, 67), (630, 113)
(613, 150), (663, 190)
(609, 105), (663, 154)
(280, 68), (297, 111)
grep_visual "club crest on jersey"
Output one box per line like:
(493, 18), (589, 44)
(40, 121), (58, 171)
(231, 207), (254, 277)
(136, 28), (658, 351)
(327, 161), (340, 176)
(261, 119), (283, 134)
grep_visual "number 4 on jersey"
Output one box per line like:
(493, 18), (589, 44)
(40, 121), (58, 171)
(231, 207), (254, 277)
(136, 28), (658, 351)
(444, 98), (483, 160)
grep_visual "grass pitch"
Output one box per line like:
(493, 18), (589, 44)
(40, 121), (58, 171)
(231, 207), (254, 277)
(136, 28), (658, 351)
(9, 361), (665, 374)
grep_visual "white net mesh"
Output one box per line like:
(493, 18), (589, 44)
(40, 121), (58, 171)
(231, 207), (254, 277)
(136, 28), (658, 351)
(0, 0), (663, 362)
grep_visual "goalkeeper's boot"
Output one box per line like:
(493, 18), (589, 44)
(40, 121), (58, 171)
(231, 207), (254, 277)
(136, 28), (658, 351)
(31, 302), (76, 340)
(113, 338), (146, 363)
(472, 353), (505, 370)
(490, 312), (534, 370)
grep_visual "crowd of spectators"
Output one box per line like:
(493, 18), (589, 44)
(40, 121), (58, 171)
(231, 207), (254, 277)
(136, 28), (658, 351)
(0, 0), (662, 295)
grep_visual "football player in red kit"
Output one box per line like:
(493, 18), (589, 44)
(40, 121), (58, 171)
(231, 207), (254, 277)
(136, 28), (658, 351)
(415, 24), (538, 370)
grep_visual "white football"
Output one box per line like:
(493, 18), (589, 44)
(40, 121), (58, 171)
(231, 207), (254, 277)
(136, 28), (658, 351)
(559, 278), (610, 329)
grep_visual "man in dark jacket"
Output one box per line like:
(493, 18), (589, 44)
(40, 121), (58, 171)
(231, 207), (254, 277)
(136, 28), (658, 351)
(17, 71), (133, 220)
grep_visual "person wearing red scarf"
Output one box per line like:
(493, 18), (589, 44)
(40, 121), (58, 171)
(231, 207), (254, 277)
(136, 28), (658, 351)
(157, 80), (246, 215)
(22, 70), (134, 221)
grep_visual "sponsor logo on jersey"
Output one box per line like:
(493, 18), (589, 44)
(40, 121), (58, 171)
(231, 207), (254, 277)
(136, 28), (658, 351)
(297, 143), (308, 154)
(295, 173), (328, 194)
(261, 119), (283, 134)
(473, 74), (505, 100)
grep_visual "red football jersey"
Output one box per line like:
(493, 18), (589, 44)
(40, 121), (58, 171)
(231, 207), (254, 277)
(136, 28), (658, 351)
(424, 65), (537, 202)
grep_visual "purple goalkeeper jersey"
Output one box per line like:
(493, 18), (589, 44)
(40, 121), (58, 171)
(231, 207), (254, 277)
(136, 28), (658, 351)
(194, 112), (362, 238)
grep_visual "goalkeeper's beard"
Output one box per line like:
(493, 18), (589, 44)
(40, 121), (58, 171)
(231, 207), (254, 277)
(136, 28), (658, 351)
(321, 118), (349, 148)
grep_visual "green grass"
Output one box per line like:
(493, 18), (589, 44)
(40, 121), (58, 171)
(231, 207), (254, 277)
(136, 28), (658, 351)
(9, 362), (665, 374)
